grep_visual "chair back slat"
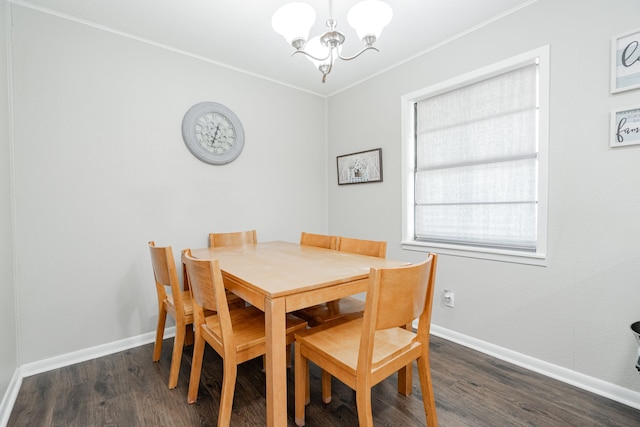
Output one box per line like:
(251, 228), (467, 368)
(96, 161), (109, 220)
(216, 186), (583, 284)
(209, 230), (257, 248)
(148, 241), (184, 313)
(183, 250), (217, 313)
(183, 251), (233, 346)
(149, 242), (174, 288)
(337, 236), (386, 258)
(300, 232), (337, 250)
(416, 254), (438, 344)
(372, 255), (435, 331)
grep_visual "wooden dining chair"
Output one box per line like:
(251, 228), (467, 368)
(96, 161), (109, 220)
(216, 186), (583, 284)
(209, 229), (257, 248)
(183, 250), (308, 425)
(294, 254), (439, 427)
(294, 236), (386, 326)
(294, 235), (388, 402)
(207, 230), (259, 309)
(299, 231), (337, 250)
(336, 236), (387, 258)
(149, 241), (194, 389)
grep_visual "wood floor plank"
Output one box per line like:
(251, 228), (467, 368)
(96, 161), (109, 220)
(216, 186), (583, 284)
(8, 335), (640, 426)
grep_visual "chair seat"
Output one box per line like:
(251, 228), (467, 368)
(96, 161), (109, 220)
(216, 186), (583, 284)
(296, 316), (419, 379)
(294, 297), (364, 326)
(166, 291), (194, 317)
(203, 306), (308, 356)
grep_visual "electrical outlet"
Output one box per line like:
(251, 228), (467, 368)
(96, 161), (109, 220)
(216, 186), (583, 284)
(443, 290), (454, 308)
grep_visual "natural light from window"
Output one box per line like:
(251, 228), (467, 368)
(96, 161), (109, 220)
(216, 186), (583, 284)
(401, 46), (549, 266)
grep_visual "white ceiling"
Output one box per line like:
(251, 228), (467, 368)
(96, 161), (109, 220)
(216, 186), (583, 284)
(20, 0), (535, 96)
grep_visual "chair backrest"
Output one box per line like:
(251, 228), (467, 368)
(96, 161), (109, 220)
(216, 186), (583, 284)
(360, 254), (438, 362)
(183, 249), (233, 347)
(336, 236), (387, 258)
(149, 241), (186, 317)
(209, 230), (257, 248)
(300, 232), (337, 250)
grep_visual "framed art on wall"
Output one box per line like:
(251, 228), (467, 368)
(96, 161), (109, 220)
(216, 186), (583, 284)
(611, 28), (640, 93)
(336, 148), (383, 185)
(611, 106), (640, 147)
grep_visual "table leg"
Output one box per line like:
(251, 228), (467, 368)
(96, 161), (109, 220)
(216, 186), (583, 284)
(265, 296), (287, 427)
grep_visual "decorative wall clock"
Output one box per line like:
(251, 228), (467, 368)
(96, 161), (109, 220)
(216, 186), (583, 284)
(181, 101), (245, 165)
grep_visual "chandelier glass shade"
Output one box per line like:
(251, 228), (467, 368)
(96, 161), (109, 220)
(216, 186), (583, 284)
(272, 0), (393, 83)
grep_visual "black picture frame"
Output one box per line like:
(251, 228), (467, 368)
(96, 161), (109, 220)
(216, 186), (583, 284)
(336, 148), (383, 185)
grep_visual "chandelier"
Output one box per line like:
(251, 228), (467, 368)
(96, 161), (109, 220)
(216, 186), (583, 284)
(272, 0), (393, 83)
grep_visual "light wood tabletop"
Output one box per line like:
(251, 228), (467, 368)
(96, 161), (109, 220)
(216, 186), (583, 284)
(190, 240), (408, 427)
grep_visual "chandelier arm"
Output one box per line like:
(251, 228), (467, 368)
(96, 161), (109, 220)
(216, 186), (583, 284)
(291, 49), (332, 63)
(323, 48), (335, 81)
(337, 45), (380, 61)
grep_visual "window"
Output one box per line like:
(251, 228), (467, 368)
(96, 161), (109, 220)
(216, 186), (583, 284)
(401, 46), (549, 265)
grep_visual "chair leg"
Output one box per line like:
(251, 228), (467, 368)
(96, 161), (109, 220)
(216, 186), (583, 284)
(218, 359), (237, 427)
(398, 364), (412, 395)
(355, 385), (374, 427)
(187, 333), (205, 403)
(185, 323), (194, 346)
(294, 341), (307, 426)
(417, 354), (438, 427)
(305, 363), (310, 405)
(153, 309), (167, 362)
(321, 370), (332, 403)
(168, 319), (185, 389)
(398, 324), (413, 395)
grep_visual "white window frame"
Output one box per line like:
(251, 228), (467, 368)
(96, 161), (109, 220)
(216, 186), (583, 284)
(401, 46), (549, 266)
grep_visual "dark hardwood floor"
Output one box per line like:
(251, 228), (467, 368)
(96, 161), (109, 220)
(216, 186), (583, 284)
(8, 335), (640, 426)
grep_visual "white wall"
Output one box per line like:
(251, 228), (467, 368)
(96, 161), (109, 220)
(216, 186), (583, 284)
(0, 0), (18, 405)
(9, 5), (327, 364)
(4, 0), (640, 416)
(328, 0), (640, 397)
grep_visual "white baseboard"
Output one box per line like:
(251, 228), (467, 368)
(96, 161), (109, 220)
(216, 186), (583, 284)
(20, 326), (175, 378)
(430, 324), (640, 412)
(0, 369), (22, 427)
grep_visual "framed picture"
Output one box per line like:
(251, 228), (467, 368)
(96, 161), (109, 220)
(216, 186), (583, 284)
(611, 106), (640, 147)
(337, 148), (383, 185)
(611, 28), (640, 93)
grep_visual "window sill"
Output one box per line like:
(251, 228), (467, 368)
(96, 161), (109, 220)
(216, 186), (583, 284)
(401, 240), (547, 266)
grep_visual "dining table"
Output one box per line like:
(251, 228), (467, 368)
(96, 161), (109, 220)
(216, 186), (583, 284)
(190, 240), (411, 427)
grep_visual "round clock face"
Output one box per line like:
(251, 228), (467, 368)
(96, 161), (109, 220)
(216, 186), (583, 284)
(196, 112), (236, 154)
(182, 102), (245, 165)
